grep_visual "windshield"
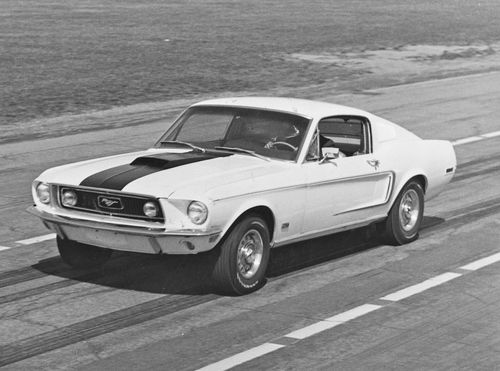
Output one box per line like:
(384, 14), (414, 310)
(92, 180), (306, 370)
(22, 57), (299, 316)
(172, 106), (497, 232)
(155, 106), (311, 161)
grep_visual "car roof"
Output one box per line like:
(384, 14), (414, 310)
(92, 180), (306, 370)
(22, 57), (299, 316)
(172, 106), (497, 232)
(192, 97), (371, 119)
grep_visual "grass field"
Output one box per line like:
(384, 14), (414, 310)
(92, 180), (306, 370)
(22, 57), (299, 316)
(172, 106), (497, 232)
(2, 0), (500, 140)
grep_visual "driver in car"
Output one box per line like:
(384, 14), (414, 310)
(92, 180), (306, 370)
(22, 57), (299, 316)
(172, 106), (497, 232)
(264, 121), (302, 151)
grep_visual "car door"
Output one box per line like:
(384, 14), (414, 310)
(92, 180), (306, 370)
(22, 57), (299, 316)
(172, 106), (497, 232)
(302, 116), (393, 235)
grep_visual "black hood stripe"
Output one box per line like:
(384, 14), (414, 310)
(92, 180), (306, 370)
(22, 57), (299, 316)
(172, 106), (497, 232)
(80, 152), (231, 190)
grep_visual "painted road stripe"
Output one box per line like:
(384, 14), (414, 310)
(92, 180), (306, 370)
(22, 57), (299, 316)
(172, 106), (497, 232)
(452, 136), (483, 146)
(285, 304), (381, 340)
(460, 251), (500, 271)
(0, 246), (12, 252)
(284, 320), (339, 340)
(196, 343), (285, 371)
(481, 130), (500, 138)
(16, 233), (56, 245)
(380, 272), (462, 302)
(452, 130), (500, 146)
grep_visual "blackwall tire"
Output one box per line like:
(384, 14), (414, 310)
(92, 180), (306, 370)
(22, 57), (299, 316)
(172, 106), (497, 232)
(384, 180), (424, 245)
(57, 236), (112, 269)
(212, 215), (270, 295)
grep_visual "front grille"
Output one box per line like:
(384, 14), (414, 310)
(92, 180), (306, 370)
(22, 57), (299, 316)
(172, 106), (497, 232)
(58, 187), (164, 222)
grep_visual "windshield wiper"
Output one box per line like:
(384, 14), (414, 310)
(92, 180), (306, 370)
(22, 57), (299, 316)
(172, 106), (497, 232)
(159, 140), (206, 153)
(214, 146), (270, 161)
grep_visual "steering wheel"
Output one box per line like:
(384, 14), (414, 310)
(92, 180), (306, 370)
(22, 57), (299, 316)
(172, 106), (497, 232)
(265, 141), (297, 151)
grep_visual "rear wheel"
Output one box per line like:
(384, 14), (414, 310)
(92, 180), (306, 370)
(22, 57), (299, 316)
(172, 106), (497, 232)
(57, 236), (112, 269)
(384, 180), (424, 245)
(212, 215), (270, 295)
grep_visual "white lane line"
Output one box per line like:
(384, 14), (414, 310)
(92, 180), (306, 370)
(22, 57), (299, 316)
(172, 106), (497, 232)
(452, 136), (483, 146)
(16, 233), (56, 245)
(380, 272), (462, 302)
(285, 304), (381, 340)
(460, 252), (500, 271)
(196, 343), (285, 371)
(325, 303), (381, 322)
(452, 130), (500, 146)
(0, 245), (12, 251)
(481, 130), (500, 138)
(284, 320), (338, 340)
(198, 304), (381, 370)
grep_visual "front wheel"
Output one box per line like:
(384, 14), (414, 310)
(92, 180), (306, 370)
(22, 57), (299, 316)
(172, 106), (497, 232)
(57, 236), (112, 269)
(384, 180), (424, 245)
(211, 215), (270, 295)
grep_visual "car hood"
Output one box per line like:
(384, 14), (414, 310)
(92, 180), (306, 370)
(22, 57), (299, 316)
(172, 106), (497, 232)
(38, 148), (291, 199)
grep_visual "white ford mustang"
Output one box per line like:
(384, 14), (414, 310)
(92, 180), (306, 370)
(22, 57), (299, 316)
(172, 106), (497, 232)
(29, 97), (456, 294)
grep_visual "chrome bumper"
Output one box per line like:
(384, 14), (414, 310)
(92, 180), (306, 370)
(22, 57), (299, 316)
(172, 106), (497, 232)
(27, 206), (222, 255)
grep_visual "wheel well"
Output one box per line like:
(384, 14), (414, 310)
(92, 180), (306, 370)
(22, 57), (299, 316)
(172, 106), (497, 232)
(231, 206), (275, 242)
(408, 174), (427, 193)
(387, 174), (428, 215)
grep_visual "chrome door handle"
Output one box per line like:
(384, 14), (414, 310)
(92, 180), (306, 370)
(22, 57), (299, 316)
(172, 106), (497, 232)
(367, 159), (380, 170)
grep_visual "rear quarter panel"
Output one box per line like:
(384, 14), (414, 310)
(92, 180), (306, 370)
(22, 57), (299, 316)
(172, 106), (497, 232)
(376, 139), (456, 207)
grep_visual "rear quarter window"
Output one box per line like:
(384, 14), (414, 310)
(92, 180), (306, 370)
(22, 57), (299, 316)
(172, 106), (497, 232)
(318, 116), (371, 155)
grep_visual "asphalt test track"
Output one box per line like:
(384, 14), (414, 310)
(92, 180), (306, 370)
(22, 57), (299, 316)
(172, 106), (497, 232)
(0, 72), (499, 370)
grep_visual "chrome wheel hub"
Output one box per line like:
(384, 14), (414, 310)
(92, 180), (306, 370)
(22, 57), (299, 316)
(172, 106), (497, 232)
(237, 229), (264, 279)
(399, 189), (420, 232)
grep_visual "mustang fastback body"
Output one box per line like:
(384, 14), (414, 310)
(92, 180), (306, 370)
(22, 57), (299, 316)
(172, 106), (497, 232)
(30, 97), (456, 294)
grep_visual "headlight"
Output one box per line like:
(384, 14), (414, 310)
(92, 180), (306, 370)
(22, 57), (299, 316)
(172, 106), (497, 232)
(61, 189), (77, 207)
(36, 183), (51, 204)
(143, 201), (159, 218)
(187, 201), (208, 225)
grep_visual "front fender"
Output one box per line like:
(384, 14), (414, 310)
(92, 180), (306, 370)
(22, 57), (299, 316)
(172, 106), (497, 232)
(212, 196), (277, 244)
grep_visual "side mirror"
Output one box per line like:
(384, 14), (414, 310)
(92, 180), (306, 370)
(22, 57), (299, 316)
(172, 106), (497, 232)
(319, 147), (339, 164)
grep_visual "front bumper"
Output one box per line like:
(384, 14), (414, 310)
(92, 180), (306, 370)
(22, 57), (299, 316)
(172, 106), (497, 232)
(27, 206), (222, 255)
